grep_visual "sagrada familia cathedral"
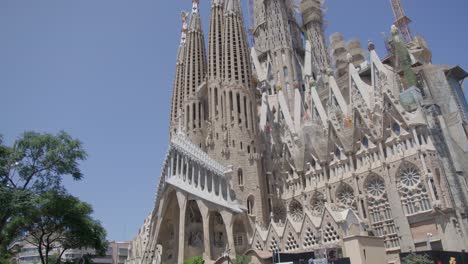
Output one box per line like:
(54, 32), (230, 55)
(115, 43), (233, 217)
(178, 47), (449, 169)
(126, 0), (468, 263)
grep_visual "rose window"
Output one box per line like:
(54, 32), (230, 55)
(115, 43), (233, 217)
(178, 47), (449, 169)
(337, 185), (355, 208)
(288, 200), (304, 222)
(400, 167), (420, 187)
(367, 178), (385, 197)
(398, 164), (432, 215)
(310, 192), (326, 215)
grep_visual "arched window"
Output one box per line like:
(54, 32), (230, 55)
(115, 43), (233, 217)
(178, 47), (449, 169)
(362, 136), (369, 148)
(283, 66), (288, 78)
(238, 169), (243, 186)
(365, 174), (399, 248)
(310, 191), (326, 215)
(247, 196), (254, 215)
(288, 199), (304, 222)
(398, 163), (432, 215)
(392, 123), (401, 135)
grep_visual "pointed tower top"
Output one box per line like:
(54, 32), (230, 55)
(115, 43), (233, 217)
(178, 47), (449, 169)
(212, 0), (224, 6)
(192, 0), (200, 13)
(189, 0), (203, 31)
(177, 11), (188, 63)
(224, 0), (241, 14)
(180, 11), (188, 43)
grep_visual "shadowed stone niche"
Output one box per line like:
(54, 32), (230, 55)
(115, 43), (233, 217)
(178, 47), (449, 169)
(185, 200), (204, 258)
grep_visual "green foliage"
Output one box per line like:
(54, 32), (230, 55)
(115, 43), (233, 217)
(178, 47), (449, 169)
(233, 256), (251, 264)
(1, 131), (87, 192)
(12, 191), (107, 263)
(401, 253), (433, 264)
(184, 256), (204, 264)
(0, 131), (87, 251)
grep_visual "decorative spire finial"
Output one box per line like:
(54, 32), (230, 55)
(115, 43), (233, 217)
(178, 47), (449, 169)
(180, 11), (188, 44)
(192, 0), (200, 13)
(346, 53), (353, 64)
(368, 40), (375, 51)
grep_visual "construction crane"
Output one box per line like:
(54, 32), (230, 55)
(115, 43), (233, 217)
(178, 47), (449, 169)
(389, 0), (413, 43)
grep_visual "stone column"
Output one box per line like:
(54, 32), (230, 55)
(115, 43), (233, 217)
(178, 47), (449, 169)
(221, 211), (236, 259)
(176, 191), (188, 264)
(219, 176), (223, 198)
(212, 173), (216, 196)
(384, 165), (415, 252)
(227, 91), (232, 123)
(197, 165), (202, 190)
(412, 128), (420, 146)
(184, 158), (189, 182)
(325, 183), (332, 203)
(226, 177), (232, 202)
(170, 151), (174, 178)
(176, 152), (181, 180)
(167, 158), (171, 180)
(353, 174), (365, 219)
(204, 170), (208, 193)
(196, 200), (212, 261)
(191, 162), (196, 186)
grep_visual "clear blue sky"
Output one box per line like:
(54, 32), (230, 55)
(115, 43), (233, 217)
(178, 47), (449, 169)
(1, 0), (466, 241)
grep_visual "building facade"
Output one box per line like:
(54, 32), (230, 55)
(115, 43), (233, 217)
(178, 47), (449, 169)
(132, 0), (468, 263)
(13, 240), (130, 264)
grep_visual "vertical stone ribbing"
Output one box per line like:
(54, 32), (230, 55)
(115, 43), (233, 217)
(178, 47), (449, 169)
(206, 0), (268, 225)
(170, 13), (188, 137)
(182, 0), (208, 146)
(301, 0), (330, 78)
(253, 0), (303, 111)
(208, 0), (225, 121)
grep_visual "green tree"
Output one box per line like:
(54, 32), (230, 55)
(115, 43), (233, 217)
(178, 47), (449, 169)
(184, 256), (204, 264)
(401, 253), (433, 264)
(0, 131), (87, 249)
(11, 191), (107, 264)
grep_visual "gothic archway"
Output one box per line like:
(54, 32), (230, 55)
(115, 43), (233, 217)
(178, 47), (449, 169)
(233, 217), (247, 255)
(184, 200), (204, 259)
(397, 162), (432, 215)
(364, 174), (399, 248)
(310, 191), (326, 216)
(209, 212), (227, 260)
(157, 190), (180, 263)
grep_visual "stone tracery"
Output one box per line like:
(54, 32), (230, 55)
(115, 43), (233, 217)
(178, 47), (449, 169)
(398, 163), (432, 215)
(288, 199), (304, 222)
(365, 174), (400, 249)
(336, 184), (356, 210)
(310, 191), (326, 215)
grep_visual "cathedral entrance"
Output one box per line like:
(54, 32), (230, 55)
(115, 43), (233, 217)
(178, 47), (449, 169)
(209, 212), (227, 260)
(157, 190), (180, 263)
(184, 200), (204, 259)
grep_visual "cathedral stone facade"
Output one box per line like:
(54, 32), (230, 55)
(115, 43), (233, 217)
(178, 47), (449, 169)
(127, 0), (468, 263)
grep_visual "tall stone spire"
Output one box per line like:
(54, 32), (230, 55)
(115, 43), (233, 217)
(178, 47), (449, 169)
(208, 0), (224, 81)
(222, 0), (252, 86)
(300, 0), (330, 78)
(170, 11), (189, 136)
(182, 0), (208, 146)
(252, 0), (304, 112)
(206, 0), (269, 225)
